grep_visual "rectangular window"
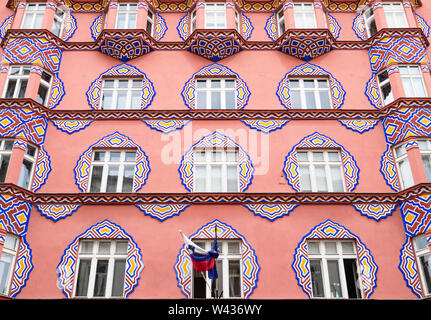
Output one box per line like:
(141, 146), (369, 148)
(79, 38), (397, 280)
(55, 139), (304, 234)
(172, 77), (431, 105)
(399, 65), (427, 98)
(146, 9), (154, 36)
(393, 143), (414, 189)
(74, 240), (129, 298)
(377, 70), (394, 106)
(192, 240), (242, 298)
(383, 2), (408, 28)
(116, 3), (138, 29)
(193, 149), (238, 192)
(17, 143), (37, 190)
(0, 139), (13, 183)
(205, 3), (226, 29)
(418, 140), (431, 182)
(101, 79), (142, 110)
(89, 150), (136, 193)
(293, 3), (317, 29)
(0, 234), (19, 296)
(21, 3), (46, 29)
(307, 240), (362, 299)
(3, 66), (30, 99)
(363, 7), (377, 37)
(277, 9), (285, 36)
(289, 78), (332, 109)
(297, 150), (345, 192)
(51, 7), (65, 37)
(36, 71), (52, 106)
(413, 234), (431, 296)
(195, 78), (236, 110)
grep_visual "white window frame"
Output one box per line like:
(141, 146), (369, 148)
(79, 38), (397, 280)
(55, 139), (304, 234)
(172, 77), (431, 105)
(297, 149), (346, 192)
(383, 2), (408, 28)
(100, 78), (142, 110)
(193, 148), (239, 193)
(88, 149), (136, 193)
(195, 78), (236, 110)
(0, 234), (20, 297)
(51, 6), (66, 37)
(399, 65), (428, 98)
(17, 143), (37, 190)
(377, 69), (394, 106)
(36, 70), (53, 107)
(190, 9), (197, 33)
(73, 239), (129, 298)
(115, 3), (138, 29)
(21, 3), (46, 29)
(293, 2), (317, 29)
(0, 139), (13, 183)
(289, 78), (332, 109)
(277, 9), (285, 36)
(393, 143), (414, 189)
(417, 139), (431, 183)
(2, 66), (31, 99)
(146, 8), (155, 36)
(205, 3), (226, 29)
(307, 240), (363, 299)
(192, 240), (243, 299)
(413, 234), (431, 297)
(363, 7), (378, 37)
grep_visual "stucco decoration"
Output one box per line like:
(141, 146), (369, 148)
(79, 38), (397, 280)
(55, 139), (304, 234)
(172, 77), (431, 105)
(154, 13), (168, 41)
(380, 146), (400, 192)
(327, 13), (341, 39)
(174, 219), (260, 298)
(31, 145), (52, 192)
(264, 13), (277, 41)
(35, 204), (81, 222)
(90, 14), (103, 40)
(243, 204), (299, 221)
(277, 63), (346, 110)
(399, 194), (431, 238)
(241, 13), (254, 40)
(9, 237), (33, 298)
(135, 204), (190, 222)
(182, 63), (250, 110)
(241, 120), (289, 133)
(352, 203), (397, 221)
(51, 120), (94, 134)
(415, 13), (430, 38)
(57, 219), (144, 298)
(62, 11), (78, 41)
(338, 119), (379, 133)
(352, 13), (367, 40)
(177, 13), (189, 41)
(86, 63), (155, 110)
(179, 131), (254, 192)
(0, 14), (13, 40)
(292, 219), (378, 299)
(142, 120), (191, 134)
(399, 238), (424, 298)
(283, 132), (359, 192)
(74, 131), (150, 192)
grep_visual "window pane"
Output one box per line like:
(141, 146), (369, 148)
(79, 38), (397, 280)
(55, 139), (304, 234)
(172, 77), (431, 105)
(130, 91), (141, 109)
(94, 151), (105, 161)
(319, 91), (331, 109)
(419, 254), (431, 294)
(330, 165), (344, 192)
(211, 91), (221, 109)
(75, 259), (91, 297)
(227, 165), (238, 192)
(314, 165), (328, 192)
(307, 242), (320, 254)
(342, 242), (355, 254)
(116, 91), (127, 109)
(36, 84), (49, 105)
(211, 166), (222, 192)
(128, 14), (137, 29)
(116, 241), (128, 254)
(125, 152), (136, 162)
(212, 150), (222, 162)
(414, 235), (428, 251)
(327, 260), (342, 298)
(297, 152), (308, 162)
(228, 242), (240, 255)
(401, 78), (415, 97)
(89, 166), (103, 192)
(122, 166), (134, 192)
(226, 150), (238, 162)
(98, 241), (111, 254)
(196, 91), (207, 109)
(18, 80), (28, 98)
(305, 91), (316, 109)
(299, 165), (311, 191)
(194, 165), (206, 192)
(312, 152), (324, 162)
(101, 91), (113, 109)
(328, 152), (340, 162)
(0, 155), (10, 183)
(117, 13), (126, 28)
(310, 259), (324, 297)
(111, 260), (126, 297)
(399, 158), (414, 189)
(325, 242), (337, 254)
(225, 91), (235, 109)
(0, 253), (13, 295)
(291, 90), (301, 109)
(381, 83), (393, 105)
(228, 260), (241, 297)
(4, 235), (18, 251)
(422, 155), (431, 182)
(106, 165), (119, 192)
(411, 78), (427, 97)
(18, 159), (33, 189)
(194, 150), (206, 162)
(5, 80), (17, 98)
(110, 152), (121, 161)
(80, 241), (93, 254)
(93, 260), (109, 297)
(211, 80), (221, 88)
(212, 260), (223, 298)
(225, 80), (235, 88)
(343, 258), (362, 298)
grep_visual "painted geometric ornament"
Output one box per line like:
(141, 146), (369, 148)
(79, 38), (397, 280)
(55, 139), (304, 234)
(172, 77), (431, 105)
(86, 63), (155, 110)
(174, 219), (260, 298)
(283, 132), (359, 192)
(277, 63), (346, 109)
(380, 145), (400, 191)
(243, 203), (299, 221)
(74, 132), (150, 192)
(179, 131), (254, 192)
(57, 219), (144, 298)
(182, 63), (250, 110)
(352, 203), (397, 221)
(135, 204), (190, 222)
(292, 219), (378, 299)
(399, 194), (431, 238)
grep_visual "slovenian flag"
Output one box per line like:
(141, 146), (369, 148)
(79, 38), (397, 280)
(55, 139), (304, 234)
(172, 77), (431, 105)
(179, 230), (219, 279)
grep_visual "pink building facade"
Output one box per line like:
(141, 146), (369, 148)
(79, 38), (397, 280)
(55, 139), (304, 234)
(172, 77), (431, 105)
(0, 0), (430, 300)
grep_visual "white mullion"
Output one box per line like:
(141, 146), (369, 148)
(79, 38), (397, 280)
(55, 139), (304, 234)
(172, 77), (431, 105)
(221, 80), (226, 110)
(314, 80), (322, 109)
(300, 80), (306, 109)
(105, 242), (115, 298)
(324, 153), (333, 192)
(117, 154), (125, 192)
(100, 159), (109, 193)
(320, 242), (331, 298)
(336, 242), (349, 298)
(87, 254), (98, 298)
(206, 80), (211, 110)
(222, 253), (229, 298)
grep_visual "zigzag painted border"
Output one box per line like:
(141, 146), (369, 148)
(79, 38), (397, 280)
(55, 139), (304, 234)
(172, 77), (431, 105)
(86, 63), (155, 110)
(338, 119), (379, 133)
(292, 219), (378, 298)
(178, 131), (254, 192)
(57, 219), (144, 298)
(0, 14), (13, 40)
(283, 132), (359, 192)
(352, 13), (367, 40)
(241, 13), (254, 40)
(174, 219), (260, 298)
(277, 63), (346, 110)
(243, 203), (298, 221)
(35, 204), (81, 222)
(264, 13), (277, 41)
(62, 11), (78, 41)
(399, 238), (423, 298)
(31, 146), (51, 192)
(399, 194), (431, 237)
(352, 203), (397, 221)
(90, 14), (103, 40)
(327, 13), (341, 39)
(182, 63), (250, 110)
(143, 120), (191, 134)
(0, 194), (32, 237)
(154, 13), (168, 41)
(74, 131), (151, 192)
(52, 120), (93, 134)
(135, 204), (190, 221)
(241, 119), (289, 133)
(415, 13), (430, 38)
(380, 146), (400, 192)
(9, 236), (33, 298)
(177, 13), (189, 41)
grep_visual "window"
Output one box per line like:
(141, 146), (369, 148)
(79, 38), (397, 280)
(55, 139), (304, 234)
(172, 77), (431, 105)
(393, 143), (414, 189)
(277, 9), (285, 36)
(3, 66), (30, 99)
(307, 240), (362, 298)
(294, 3), (317, 29)
(116, 3), (137, 29)
(146, 9), (154, 36)
(100, 78), (142, 110)
(17, 143), (37, 190)
(0, 140), (13, 184)
(192, 240), (242, 298)
(21, 3), (46, 29)
(74, 240), (129, 298)
(190, 9), (197, 33)
(297, 150), (345, 192)
(234, 10), (240, 33)
(377, 70), (394, 106)
(418, 139), (431, 182)
(413, 234), (431, 296)
(89, 150), (136, 193)
(36, 71), (52, 106)
(0, 234), (19, 296)
(51, 7), (65, 37)
(193, 148), (238, 192)
(383, 2), (408, 28)
(363, 7), (377, 37)
(289, 78), (332, 109)
(205, 3), (226, 29)
(195, 78), (236, 110)
(399, 65), (427, 98)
